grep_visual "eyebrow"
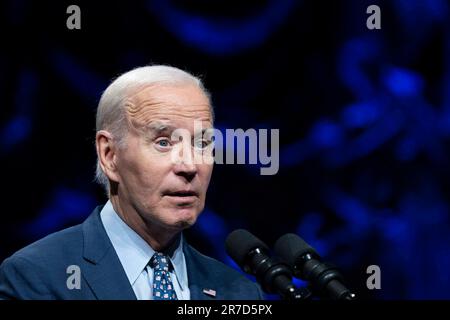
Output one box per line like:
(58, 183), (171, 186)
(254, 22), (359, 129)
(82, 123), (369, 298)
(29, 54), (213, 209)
(146, 122), (177, 135)
(144, 122), (213, 137)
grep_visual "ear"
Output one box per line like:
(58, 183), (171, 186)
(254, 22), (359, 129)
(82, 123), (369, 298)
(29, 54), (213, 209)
(96, 130), (120, 183)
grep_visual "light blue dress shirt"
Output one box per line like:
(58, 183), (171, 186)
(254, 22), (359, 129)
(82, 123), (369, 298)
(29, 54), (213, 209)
(100, 200), (190, 300)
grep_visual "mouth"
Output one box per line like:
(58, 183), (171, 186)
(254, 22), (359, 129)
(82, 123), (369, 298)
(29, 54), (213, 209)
(164, 190), (199, 197)
(163, 190), (199, 204)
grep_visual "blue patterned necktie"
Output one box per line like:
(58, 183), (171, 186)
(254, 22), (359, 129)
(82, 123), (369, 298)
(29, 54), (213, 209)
(150, 252), (178, 300)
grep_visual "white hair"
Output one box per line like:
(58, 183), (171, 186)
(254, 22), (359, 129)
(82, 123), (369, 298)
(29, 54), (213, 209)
(94, 65), (213, 195)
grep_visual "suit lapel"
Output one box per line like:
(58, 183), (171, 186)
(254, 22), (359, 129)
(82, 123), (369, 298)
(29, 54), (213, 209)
(183, 243), (218, 300)
(81, 207), (136, 300)
(80, 207), (220, 300)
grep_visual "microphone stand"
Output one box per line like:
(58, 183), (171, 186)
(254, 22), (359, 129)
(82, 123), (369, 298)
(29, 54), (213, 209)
(247, 248), (312, 301)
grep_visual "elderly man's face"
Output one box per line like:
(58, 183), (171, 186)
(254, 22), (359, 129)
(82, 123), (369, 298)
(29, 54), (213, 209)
(114, 84), (214, 231)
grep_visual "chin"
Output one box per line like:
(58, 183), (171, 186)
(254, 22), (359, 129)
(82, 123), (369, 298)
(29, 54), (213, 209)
(172, 219), (194, 230)
(168, 208), (199, 230)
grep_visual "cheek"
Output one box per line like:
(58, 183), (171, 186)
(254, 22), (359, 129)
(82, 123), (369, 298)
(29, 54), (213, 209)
(120, 149), (169, 190)
(135, 160), (170, 190)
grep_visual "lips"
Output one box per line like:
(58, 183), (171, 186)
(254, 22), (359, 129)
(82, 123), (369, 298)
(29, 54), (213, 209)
(163, 189), (199, 205)
(164, 190), (199, 197)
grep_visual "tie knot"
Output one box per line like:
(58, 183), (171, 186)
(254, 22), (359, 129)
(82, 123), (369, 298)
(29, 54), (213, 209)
(150, 252), (172, 271)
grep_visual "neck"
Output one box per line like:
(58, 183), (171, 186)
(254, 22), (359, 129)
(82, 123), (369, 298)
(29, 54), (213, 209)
(109, 194), (179, 252)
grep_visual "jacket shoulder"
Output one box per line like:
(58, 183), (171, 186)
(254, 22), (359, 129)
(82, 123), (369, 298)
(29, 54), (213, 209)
(0, 224), (84, 300)
(8, 224), (84, 264)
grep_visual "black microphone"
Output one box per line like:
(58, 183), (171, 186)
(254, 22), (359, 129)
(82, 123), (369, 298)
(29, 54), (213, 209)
(274, 233), (356, 300)
(225, 229), (310, 300)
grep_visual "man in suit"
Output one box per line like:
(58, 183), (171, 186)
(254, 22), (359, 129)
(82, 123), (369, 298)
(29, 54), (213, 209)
(0, 65), (264, 300)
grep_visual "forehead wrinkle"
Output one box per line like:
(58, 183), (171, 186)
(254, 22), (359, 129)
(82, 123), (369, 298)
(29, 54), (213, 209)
(125, 99), (166, 123)
(127, 101), (211, 128)
(128, 83), (210, 109)
(124, 85), (212, 131)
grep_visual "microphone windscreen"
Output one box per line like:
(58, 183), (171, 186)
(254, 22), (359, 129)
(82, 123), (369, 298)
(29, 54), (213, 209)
(225, 229), (269, 267)
(274, 233), (319, 267)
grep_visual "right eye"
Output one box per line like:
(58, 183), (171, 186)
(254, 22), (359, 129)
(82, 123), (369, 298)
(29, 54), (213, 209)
(158, 140), (169, 147)
(155, 138), (172, 150)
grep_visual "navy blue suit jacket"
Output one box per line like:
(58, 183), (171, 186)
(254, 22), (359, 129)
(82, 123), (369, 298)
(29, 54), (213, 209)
(0, 206), (264, 300)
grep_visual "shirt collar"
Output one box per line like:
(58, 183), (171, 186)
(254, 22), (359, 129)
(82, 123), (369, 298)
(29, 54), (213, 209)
(100, 200), (188, 291)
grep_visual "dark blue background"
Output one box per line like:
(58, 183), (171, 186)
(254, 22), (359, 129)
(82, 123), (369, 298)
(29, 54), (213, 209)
(1, 0), (449, 299)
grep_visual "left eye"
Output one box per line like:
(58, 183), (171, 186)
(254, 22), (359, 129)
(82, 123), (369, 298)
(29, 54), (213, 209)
(194, 139), (210, 149)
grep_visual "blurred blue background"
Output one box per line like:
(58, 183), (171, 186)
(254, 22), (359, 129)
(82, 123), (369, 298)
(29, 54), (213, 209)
(1, 0), (449, 299)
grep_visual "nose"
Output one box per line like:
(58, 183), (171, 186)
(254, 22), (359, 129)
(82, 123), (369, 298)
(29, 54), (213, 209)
(173, 145), (198, 182)
(174, 160), (197, 182)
